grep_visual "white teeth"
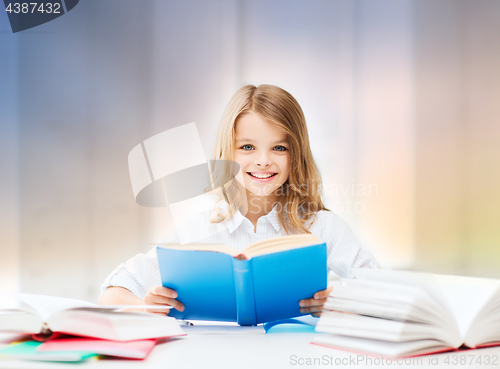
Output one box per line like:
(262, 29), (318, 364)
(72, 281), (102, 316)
(250, 172), (275, 179)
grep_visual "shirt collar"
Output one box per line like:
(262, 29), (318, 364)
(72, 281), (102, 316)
(226, 208), (247, 233)
(264, 205), (282, 232)
(225, 204), (282, 233)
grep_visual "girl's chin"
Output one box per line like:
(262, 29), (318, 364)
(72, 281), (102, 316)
(245, 187), (276, 197)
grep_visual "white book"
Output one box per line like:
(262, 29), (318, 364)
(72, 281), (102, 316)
(0, 294), (185, 341)
(313, 269), (500, 357)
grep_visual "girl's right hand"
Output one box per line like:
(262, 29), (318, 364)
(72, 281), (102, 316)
(144, 286), (185, 316)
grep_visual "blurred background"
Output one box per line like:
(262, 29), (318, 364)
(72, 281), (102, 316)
(0, 0), (499, 303)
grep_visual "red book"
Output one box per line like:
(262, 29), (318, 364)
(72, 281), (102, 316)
(38, 336), (158, 360)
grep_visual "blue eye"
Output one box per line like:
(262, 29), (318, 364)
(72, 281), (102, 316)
(274, 145), (288, 152)
(241, 144), (254, 151)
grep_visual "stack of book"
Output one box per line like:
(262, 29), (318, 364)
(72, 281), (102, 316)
(0, 294), (185, 362)
(313, 269), (500, 357)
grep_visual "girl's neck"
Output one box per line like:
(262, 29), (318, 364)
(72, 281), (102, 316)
(241, 190), (279, 232)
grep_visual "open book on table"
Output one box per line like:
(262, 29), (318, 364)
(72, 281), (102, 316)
(313, 269), (500, 357)
(0, 294), (185, 341)
(157, 234), (327, 325)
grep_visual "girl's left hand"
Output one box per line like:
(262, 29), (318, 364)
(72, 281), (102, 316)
(298, 286), (333, 317)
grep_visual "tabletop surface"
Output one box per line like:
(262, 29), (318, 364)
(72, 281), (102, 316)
(1, 325), (500, 369)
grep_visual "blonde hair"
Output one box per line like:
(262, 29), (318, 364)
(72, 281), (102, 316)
(210, 84), (329, 234)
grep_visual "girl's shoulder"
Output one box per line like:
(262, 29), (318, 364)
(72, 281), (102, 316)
(309, 209), (348, 228)
(307, 209), (351, 241)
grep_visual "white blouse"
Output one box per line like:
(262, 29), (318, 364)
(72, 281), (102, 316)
(100, 206), (381, 299)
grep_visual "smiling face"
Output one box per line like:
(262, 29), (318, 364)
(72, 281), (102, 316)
(233, 111), (290, 198)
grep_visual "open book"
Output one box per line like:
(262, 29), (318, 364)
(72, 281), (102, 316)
(157, 234), (327, 325)
(0, 294), (185, 341)
(313, 269), (500, 357)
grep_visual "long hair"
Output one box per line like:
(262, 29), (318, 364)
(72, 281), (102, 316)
(210, 84), (329, 234)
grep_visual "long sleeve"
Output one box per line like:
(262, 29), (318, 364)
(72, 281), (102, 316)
(100, 247), (161, 299)
(100, 231), (180, 299)
(312, 211), (381, 278)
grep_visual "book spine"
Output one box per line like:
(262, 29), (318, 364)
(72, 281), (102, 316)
(232, 258), (257, 326)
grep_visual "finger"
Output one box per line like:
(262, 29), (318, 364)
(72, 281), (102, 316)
(145, 295), (185, 312)
(148, 286), (178, 299)
(154, 299), (184, 312)
(313, 286), (333, 300)
(300, 305), (324, 314)
(299, 298), (328, 308)
(311, 312), (322, 318)
(144, 310), (170, 316)
(159, 298), (185, 312)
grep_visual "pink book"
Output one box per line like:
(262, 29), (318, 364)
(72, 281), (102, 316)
(37, 337), (157, 359)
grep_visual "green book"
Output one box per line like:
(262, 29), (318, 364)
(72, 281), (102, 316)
(0, 340), (97, 362)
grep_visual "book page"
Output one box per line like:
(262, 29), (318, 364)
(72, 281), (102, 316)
(352, 269), (500, 339)
(160, 234), (323, 259)
(20, 294), (96, 321)
(243, 234), (323, 258)
(313, 334), (451, 358)
(160, 243), (239, 257)
(431, 274), (500, 338)
(352, 269), (451, 311)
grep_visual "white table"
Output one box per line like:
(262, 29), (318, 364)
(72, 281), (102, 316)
(2, 327), (500, 369)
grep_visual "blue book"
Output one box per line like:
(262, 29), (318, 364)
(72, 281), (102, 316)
(156, 234), (327, 325)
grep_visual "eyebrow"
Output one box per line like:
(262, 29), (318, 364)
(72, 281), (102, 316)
(236, 139), (288, 144)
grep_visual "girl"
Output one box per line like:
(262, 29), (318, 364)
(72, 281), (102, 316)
(99, 84), (381, 317)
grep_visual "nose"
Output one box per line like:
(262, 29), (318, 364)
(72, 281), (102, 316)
(255, 151), (271, 168)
